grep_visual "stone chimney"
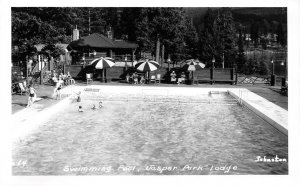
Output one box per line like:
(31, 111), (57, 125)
(107, 26), (113, 40)
(72, 25), (79, 41)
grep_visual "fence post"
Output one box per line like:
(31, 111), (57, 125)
(210, 67), (214, 85)
(230, 68), (234, 85)
(40, 71), (43, 85)
(271, 74), (276, 86)
(131, 50), (134, 67)
(235, 69), (238, 85)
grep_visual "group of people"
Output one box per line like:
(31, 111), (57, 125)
(25, 77), (63, 108)
(73, 91), (103, 112)
(78, 102), (103, 112)
(126, 72), (146, 84)
(25, 71), (71, 108)
(170, 71), (186, 85)
(51, 71), (74, 100)
(52, 72), (73, 86)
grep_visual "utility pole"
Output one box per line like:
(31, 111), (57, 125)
(88, 9), (91, 35)
(156, 35), (160, 63)
(88, 9), (91, 58)
(222, 53), (225, 69)
(161, 45), (165, 66)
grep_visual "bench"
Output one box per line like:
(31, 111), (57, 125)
(193, 77), (212, 84)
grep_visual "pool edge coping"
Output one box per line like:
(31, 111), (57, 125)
(228, 89), (288, 136)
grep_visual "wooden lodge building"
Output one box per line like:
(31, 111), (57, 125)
(65, 31), (142, 82)
(67, 33), (138, 65)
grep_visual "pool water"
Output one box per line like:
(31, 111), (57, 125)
(12, 92), (288, 175)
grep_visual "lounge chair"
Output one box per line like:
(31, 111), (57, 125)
(23, 81), (27, 89)
(150, 75), (156, 83)
(86, 73), (93, 84)
(67, 78), (76, 85)
(18, 82), (27, 95)
(181, 75), (186, 84)
(155, 74), (161, 84)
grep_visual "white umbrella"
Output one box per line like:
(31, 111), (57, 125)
(135, 59), (160, 72)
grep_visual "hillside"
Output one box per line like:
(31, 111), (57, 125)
(184, 7), (287, 33)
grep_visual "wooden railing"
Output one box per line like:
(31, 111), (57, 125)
(237, 74), (270, 85)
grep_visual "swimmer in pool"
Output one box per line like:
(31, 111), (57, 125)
(77, 91), (81, 102)
(78, 106), (83, 112)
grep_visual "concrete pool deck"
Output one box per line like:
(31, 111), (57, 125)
(11, 84), (288, 142)
(228, 89), (287, 135)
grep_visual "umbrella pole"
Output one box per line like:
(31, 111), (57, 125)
(102, 69), (105, 83)
(191, 71), (194, 85)
(146, 71), (148, 83)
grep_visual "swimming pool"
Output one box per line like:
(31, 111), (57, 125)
(12, 87), (288, 175)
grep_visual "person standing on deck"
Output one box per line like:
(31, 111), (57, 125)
(26, 84), (36, 108)
(52, 77), (64, 100)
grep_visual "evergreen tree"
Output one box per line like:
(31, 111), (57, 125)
(236, 29), (246, 73)
(119, 7), (198, 61)
(199, 8), (237, 68)
(12, 10), (66, 62)
(277, 22), (287, 47)
(250, 21), (259, 48)
(218, 8), (237, 68)
(257, 60), (270, 75)
(261, 19), (270, 35)
(184, 17), (199, 59)
(198, 8), (216, 67)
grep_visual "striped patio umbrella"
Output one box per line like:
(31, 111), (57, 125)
(182, 59), (205, 81)
(89, 57), (115, 82)
(182, 59), (205, 71)
(90, 57), (115, 69)
(135, 59), (160, 72)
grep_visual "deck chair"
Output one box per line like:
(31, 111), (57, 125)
(150, 75), (156, 83)
(18, 82), (27, 95)
(67, 78), (76, 85)
(155, 74), (161, 83)
(139, 75), (146, 84)
(86, 73), (93, 84)
(181, 75), (186, 84)
(23, 81), (27, 90)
